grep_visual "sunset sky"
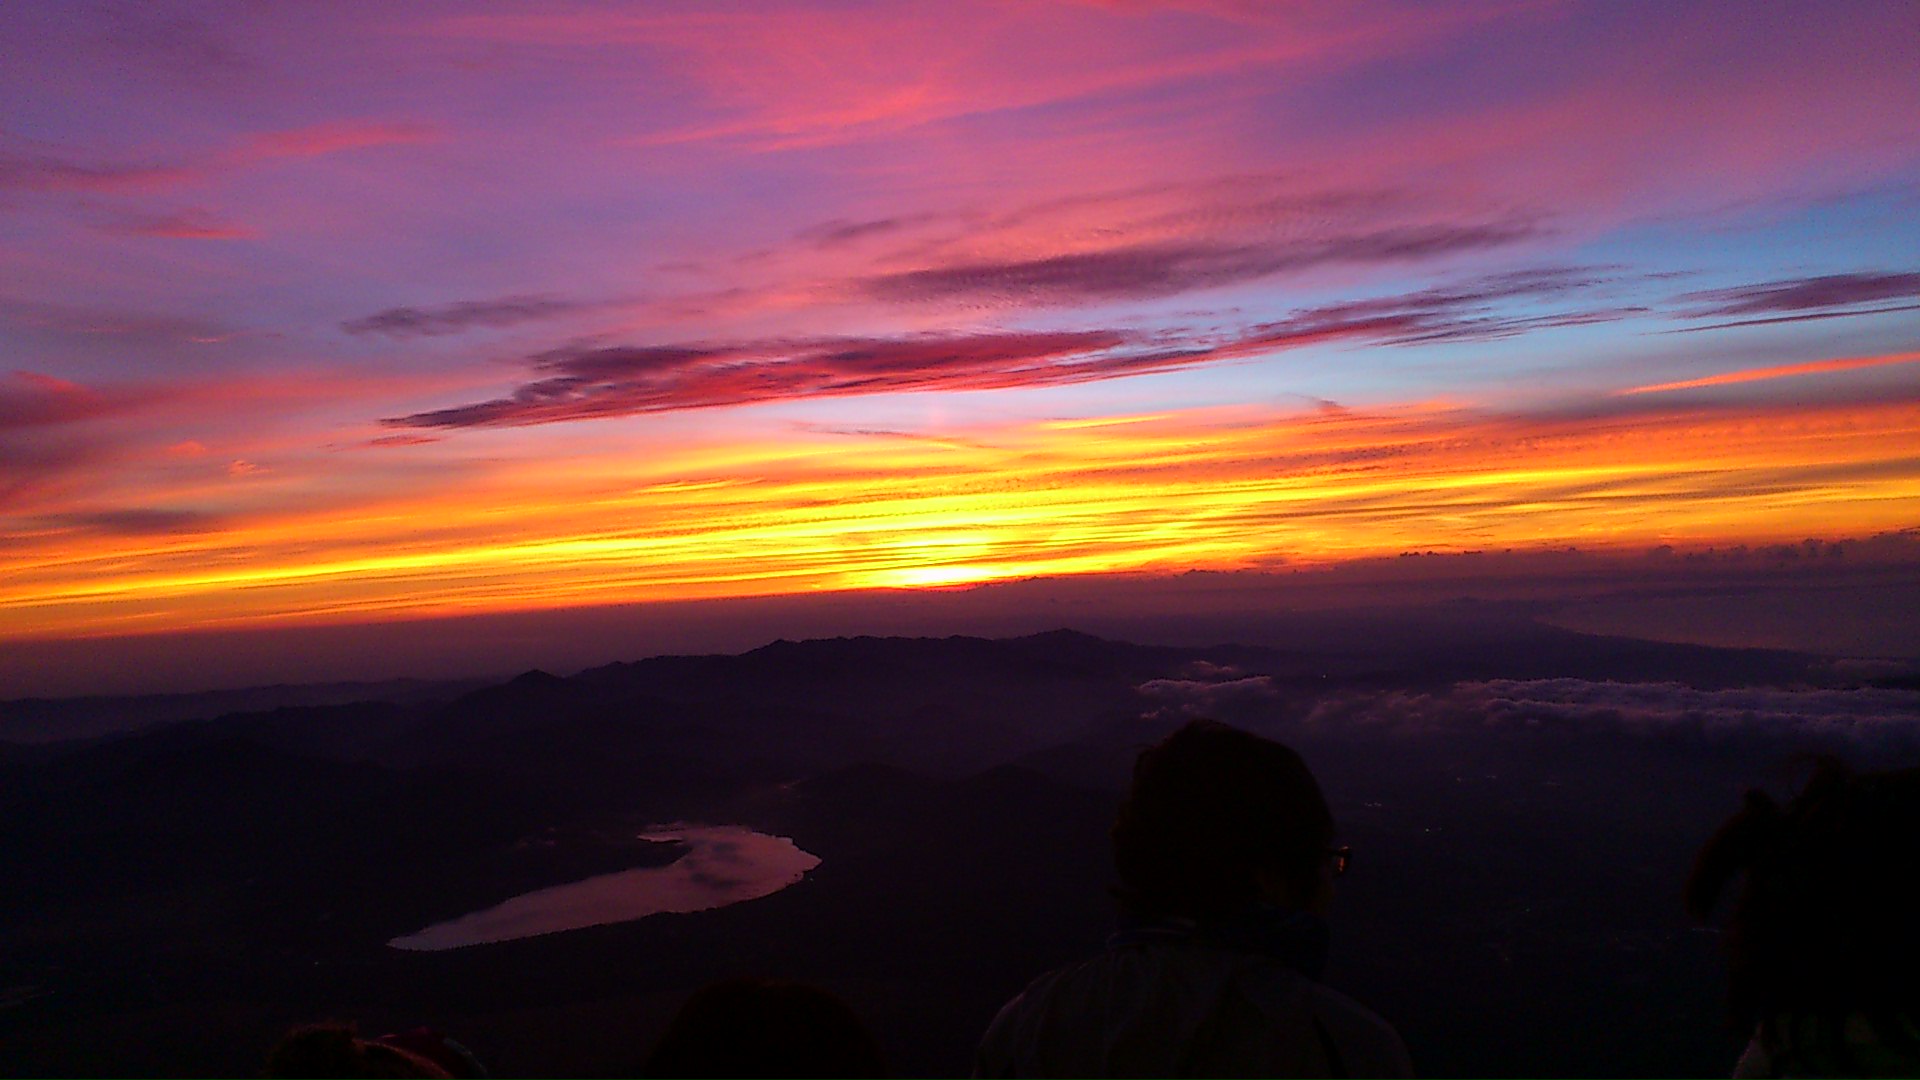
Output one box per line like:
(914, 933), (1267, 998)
(3, 1), (1918, 674)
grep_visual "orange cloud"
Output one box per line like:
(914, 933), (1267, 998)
(4, 394), (1916, 642)
(1614, 351), (1920, 396)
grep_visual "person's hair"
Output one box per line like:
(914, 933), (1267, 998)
(264, 1024), (453, 1079)
(1111, 718), (1335, 919)
(1686, 758), (1920, 1070)
(643, 977), (887, 1078)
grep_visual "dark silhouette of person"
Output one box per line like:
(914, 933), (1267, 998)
(1687, 759), (1920, 1077)
(643, 976), (888, 1077)
(975, 718), (1411, 1077)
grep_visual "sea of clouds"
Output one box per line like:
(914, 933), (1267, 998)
(1139, 675), (1920, 759)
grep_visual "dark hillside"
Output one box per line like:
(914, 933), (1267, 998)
(1, 625), (1906, 1076)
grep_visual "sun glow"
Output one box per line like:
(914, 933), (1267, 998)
(4, 395), (1917, 642)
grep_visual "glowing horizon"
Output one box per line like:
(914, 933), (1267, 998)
(4, 2), (1919, 656)
(6, 388), (1917, 641)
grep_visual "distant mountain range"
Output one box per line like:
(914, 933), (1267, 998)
(0, 677), (493, 745)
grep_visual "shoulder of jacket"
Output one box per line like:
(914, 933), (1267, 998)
(1306, 982), (1415, 1076)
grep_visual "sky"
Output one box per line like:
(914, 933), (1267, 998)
(2, 1), (1918, 689)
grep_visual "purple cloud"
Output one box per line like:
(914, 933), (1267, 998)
(796, 212), (947, 248)
(382, 267), (1647, 430)
(0, 371), (129, 431)
(864, 222), (1540, 306)
(1664, 303), (1920, 335)
(92, 9), (256, 83)
(97, 208), (255, 240)
(1233, 266), (1636, 350)
(0, 153), (193, 194)
(385, 330), (1161, 429)
(47, 508), (221, 537)
(1679, 271), (1920, 316)
(342, 295), (591, 337)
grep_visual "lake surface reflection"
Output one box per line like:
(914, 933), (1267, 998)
(388, 824), (821, 951)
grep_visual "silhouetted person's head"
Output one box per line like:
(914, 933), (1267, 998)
(264, 1024), (455, 1079)
(1112, 718), (1337, 921)
(1687, 759), (1920, 1071)
(643, 977), (887, 1078)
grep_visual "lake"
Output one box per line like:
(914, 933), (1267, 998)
(388, 824), (822, 951)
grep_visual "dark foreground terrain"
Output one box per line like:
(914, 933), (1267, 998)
(5, 604), (1919, 1076)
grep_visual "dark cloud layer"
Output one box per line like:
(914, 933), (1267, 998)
(1665, 302), (1920, 335)
(0, 436), (106, 515)
(386, 330), (1162, 429)
(0, 299), (240, 348)
(95, 10), (254, 78)
(342, 295), (587, 337)
(1680, 271), (1920, 317)
(50, 508), (220, 537)
(1235, 266), (1638, 350)
(382, 266), (1648, 430)
(98, 208), (253, 240)
(0, 153), (191, 193)
(864, 222), (1538, 305)
(380, 261), (1920, 433)
(368, 255), (1920, 432)
(0, 372), (125, 431)
(796, 213), (946, 248)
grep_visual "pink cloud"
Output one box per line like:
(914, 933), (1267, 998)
(0, 362), (486, 518)
(0, 153), (195, 194)
(342, 295), (590, 337)
(234, 121), (436, 162)
(1297, 5), (1920, 217)
(99, 209), (257, 240)
(427, 4), (1485, 152)
(0, 120), (431, 201)
(0, 370), (133, 429)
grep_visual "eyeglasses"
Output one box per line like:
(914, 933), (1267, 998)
(1326, 845), (1352, 877)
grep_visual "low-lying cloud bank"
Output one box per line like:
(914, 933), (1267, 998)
(1322, 680), (1920, 755)
(1142, 676), (1920, 758)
